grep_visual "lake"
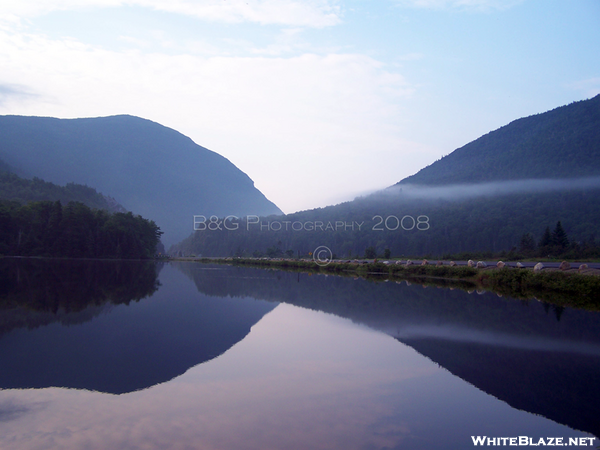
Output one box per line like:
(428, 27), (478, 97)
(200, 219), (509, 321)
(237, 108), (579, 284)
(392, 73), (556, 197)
(0, 258), (598, 449)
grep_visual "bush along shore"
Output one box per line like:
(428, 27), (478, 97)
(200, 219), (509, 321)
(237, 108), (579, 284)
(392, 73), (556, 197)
(183, 257), (600, 311)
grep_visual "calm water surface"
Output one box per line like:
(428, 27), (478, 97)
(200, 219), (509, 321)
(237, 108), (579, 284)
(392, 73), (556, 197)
(0, 259), (598, 449)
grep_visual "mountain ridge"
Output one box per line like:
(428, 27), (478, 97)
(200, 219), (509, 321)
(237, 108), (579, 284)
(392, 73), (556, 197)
(173, 95), (600, 257)
(0, 166), (127, 213)
(397, 94), (600, 186)
(0, 114), (282, 246)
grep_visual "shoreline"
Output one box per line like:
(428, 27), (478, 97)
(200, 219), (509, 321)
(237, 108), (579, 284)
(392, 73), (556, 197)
(180, 257), (600, 311)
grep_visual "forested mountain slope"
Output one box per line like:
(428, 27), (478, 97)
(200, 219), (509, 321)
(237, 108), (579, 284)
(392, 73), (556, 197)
(0, 115), (282, 246)
(174, 95), (600, 257)
(0, 162), (125, 212)
(398, 94), (600, 185)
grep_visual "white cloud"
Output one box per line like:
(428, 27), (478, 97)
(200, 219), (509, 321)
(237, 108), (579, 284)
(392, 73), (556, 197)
(0, 22), (429, 213)
(0, 0), (342, 27)
(0, 303), (429, 450)
(249, 28), (308, 56)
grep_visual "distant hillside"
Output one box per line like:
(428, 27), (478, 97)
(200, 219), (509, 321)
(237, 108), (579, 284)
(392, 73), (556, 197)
(171, 186), (600, 258)
(0, 115), (282, 246)
(398, 94), (600, 185)
(0, 158), (12, 173)
(175, 96), (600, 257)
(0, 163), (125, 213)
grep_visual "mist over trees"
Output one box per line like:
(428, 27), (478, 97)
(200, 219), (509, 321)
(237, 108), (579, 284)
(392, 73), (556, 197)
(3, 94), (599, 259)
(172, 95), (600, 259)
(171, 187), (600, 259)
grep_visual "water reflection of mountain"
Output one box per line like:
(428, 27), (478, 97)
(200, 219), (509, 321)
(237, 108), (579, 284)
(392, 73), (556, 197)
(175, 263), (600, 438)
(402, 339), (600, 440)
(0, 260), (277, 394)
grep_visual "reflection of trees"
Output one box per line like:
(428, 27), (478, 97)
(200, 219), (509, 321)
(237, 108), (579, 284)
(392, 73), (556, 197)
(0, 258), (162, 315)
(173, 262), (600, 343)
(0, 261), (275, 395)
(174, 262), (600, 438)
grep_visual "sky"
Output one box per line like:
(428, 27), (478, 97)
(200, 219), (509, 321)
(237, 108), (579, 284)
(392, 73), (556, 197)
(0, 0), (599, 214)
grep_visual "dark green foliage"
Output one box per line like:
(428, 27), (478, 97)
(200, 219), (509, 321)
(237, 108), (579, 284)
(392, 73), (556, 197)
(172, 187), (600, 259)
(519, 233), (536, 254)
(398, 94), (600, 185)
(0, 170), (125, 212)
(266, 246), (283, 258)
(534, 221), (578, 258)
(552, 221), (569, 250)
(539, 227), (552, 247)
(387, 263), (478, 279)
(537, 226), (553, 257)
(480, 269), (600, 308)
(0, 200), (162, 258)
(364, 246), (377, 259)
(191, 257), (600, 310)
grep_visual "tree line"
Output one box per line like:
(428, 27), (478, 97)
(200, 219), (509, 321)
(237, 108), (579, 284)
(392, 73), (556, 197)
(0, 199), (162, 259)
(517, 221), (599, 260)
(171, 188), (600, 260)
(0, 170), (124, 212)
(0, 258), (161, 316)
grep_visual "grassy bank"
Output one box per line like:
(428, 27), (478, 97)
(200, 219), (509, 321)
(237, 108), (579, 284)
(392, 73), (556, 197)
(187, 257), (600, 311)
(476, 269), (600, 309)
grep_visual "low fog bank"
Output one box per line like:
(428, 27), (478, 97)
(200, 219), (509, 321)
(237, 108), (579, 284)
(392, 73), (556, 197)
(388, 325), (600, 357)
(376, 177), (600, 201)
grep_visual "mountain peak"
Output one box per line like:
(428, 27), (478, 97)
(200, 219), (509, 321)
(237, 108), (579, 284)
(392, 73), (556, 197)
(397, 94), (600, 186)
(0, 115), (282, 246)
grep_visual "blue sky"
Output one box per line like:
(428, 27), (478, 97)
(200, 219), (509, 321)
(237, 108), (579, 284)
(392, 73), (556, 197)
(1, 0), (599, 213)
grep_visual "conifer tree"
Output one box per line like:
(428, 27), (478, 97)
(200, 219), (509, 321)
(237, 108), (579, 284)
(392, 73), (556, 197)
(519, 233), (536, 254)
(552, 221), (569, 250)
(539, 226), (552, 247)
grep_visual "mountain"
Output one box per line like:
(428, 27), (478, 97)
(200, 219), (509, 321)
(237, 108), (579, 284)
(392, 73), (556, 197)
(0, 115), (282, 246)
(0, 165), (126, 213)
(174, 263), (600, 438)
(0, 259), (277, 394)
(173, 95), (600, 257)
(398, 94), (600, 185)
(0, 158), (12, 173)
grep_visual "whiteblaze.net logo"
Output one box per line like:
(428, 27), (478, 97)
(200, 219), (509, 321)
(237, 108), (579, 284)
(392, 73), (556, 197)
(471, 436), (596, 447)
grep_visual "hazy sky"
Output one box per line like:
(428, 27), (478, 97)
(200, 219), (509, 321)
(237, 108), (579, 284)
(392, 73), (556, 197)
(0, 1), (599, 213)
